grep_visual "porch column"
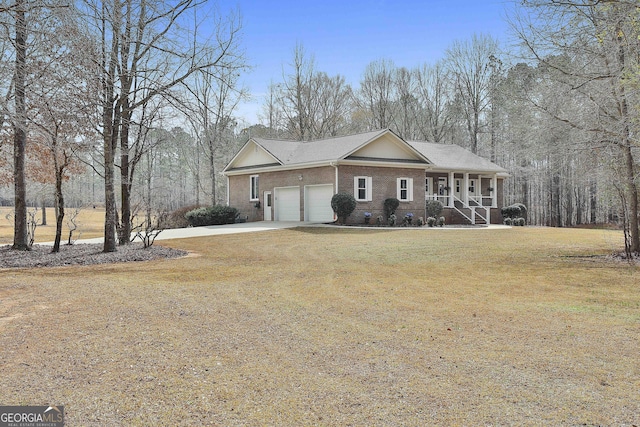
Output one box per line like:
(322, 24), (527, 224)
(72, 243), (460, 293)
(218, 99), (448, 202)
(448, 171), (455, 207)
(463, 172), (469, 206)
(491, 174), (498, 208)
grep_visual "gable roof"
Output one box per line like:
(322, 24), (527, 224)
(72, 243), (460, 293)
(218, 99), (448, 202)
(254, 129), (387, 165)
(224, 129), (430, 173)
(223, 129), (507, 174)
(407, 141), (508, 173)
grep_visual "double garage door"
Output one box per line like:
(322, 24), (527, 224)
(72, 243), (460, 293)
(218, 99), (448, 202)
(274, 184), (334, 222)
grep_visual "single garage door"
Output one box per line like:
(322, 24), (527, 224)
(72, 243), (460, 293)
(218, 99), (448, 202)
(305, 184), (335, 222)
(274, 186), (300, 221)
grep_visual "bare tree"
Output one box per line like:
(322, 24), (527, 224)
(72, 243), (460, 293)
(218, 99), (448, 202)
(77, 0), (245, 251)
(391, 67), (419, 140)
(414, 61), (453, 143)
(445, 33), (499, 154)
(12, 0), (28, 250)
(357, 59), (396, 130)
(275, 43), (315, 140)
(181, 56), (247, 206)
(510, 0), (640, 253)
(268, 43), (353, 140)
(0, 0), (73, 250)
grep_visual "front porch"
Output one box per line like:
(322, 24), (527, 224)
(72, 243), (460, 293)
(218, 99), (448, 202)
(426, 172), (501, 225)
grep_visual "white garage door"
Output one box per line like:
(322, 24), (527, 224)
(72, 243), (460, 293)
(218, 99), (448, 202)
(275, 186), (300, 221)
(305, 184), (335, 222)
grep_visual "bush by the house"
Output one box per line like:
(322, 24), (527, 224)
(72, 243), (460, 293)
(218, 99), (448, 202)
(185, 205), (239, 227)
(425, 200), (444, 219)
(501, 203), (527, 219)
(403, 212), (414, 226)
(427, 216), (436, 227)
(437, 216), (446, 227)
(159, 204), (201, 229)
(417, 217), (425, 227)
(331, 193), (357, 224)
(383, 198), (400, 219)
(504, 217), (513, 226)
(515, 217), (526, 226)
(388, 214), (397, 227)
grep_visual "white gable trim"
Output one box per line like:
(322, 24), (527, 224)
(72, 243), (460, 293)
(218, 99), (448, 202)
(223, 139), (281, 173)
(343, 129), (430, 164)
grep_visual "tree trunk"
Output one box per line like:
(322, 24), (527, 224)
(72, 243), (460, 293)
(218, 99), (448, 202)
(41, 196), (47, 225)
(209, 140), (216, 205)
(551, 173), (561, 227)
(119, 107), (132, 245)
(616, 26), (640, 253)
(12, 0), (29, 251)
(102, 0), (120, 253)
(589, 179), (597, 224)
(621, 142), (639, 252)
(103, 123), (118, 252)
(52, 167), (65, 253)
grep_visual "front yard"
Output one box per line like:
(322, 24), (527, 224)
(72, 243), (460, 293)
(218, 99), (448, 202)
(0, 226), (638, 425)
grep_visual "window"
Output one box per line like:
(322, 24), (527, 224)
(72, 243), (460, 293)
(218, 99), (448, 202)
(397, 178), (413, 201)
(354, 176), (372, 201)
(250, 175), (259, 201)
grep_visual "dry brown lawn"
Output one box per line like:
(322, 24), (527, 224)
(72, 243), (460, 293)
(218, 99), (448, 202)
(0, 207), (105, 245)
(0, 224), (639, 426)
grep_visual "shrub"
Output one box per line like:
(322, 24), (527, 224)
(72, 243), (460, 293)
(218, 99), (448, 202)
(501, 203), (528, 220)
(417, 217), (425, 227)
(331, 193), (357, 224)
(185, 205), (238, 227)
(388, 214), (397, 227)
(383, 198), (400, 219)
(376, 215), (384, 225)
(403, 212), (414, 226)
(425, 200), (444, 219)
(504, 217), (513, 226)
(512, 203), (528, 220)
(515, 217), (526, 226)
(160, 204), (201, 229)
(437, 216), (445, 227)
(427, 217), (436, 227)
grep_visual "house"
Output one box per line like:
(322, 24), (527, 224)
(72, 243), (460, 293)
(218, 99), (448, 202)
(222, 129), (508, 225)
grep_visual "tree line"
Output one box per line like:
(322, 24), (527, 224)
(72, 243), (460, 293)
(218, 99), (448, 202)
(1, 0), (639, 254)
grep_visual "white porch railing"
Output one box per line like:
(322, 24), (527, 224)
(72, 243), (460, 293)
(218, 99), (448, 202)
(426, 193), (491, 225)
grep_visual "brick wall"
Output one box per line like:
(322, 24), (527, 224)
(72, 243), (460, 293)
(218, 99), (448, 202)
(228, 166), (505, 225)
(338, 165), (425, 225)
(228, 166), (335, 221)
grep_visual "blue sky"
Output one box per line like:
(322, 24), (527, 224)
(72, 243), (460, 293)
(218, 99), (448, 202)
(218, 0), (512, 125)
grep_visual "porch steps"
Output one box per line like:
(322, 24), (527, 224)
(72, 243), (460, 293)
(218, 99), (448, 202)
(451, 198), (490, 225)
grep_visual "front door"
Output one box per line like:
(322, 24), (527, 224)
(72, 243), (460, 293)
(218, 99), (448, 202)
(469, 179), (478, 203)
(264, 191), (272, 221)
(454, 178), (462, 200)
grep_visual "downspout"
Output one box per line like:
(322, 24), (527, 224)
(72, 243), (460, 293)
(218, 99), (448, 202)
(331, 162), (338, 222)
(225, 175), (230, 206)
(330, 161), (338, 193)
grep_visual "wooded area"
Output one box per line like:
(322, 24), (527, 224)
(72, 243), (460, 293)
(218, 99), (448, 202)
(1, 0), (639, 254)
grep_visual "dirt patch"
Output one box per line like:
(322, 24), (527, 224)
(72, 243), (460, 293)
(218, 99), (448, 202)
(0, 243), (187, 269)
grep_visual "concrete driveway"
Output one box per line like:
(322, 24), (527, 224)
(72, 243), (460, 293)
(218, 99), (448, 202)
(66, 221), (308, 245)
(152, 221), (306, 240)
(43, 221), (509, 245)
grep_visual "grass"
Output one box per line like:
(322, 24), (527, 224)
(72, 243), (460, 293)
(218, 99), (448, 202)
(0, 220), (639, 425)
(0, 206), (106, 245)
